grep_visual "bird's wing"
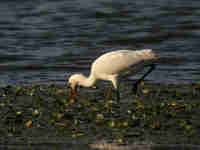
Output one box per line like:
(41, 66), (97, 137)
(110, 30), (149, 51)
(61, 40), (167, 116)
(91, 50), (145, 76)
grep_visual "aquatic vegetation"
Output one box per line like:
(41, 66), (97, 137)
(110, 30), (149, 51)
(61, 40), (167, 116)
(0, 82), (200, 144)
(25, 120), (33, 127)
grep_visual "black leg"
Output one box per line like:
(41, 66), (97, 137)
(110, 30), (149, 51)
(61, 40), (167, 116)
(105, 86), (112, 100)
(132, 64), (156, 93)
(115, 89), (120, 102)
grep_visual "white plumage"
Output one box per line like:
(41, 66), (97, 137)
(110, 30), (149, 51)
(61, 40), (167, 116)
(68, 49), (159, 101)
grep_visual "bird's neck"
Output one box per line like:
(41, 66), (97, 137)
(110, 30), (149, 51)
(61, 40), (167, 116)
(80, 74), (96, 87)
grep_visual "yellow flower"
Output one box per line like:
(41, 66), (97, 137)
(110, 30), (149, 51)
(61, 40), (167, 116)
(25, 120), (33, 127)
(171, 102), (176, 106)
(142, 89), (149, 94)
(168, 101), (176, 106)
(140, 82), (145, 86)
(69, 99), (75, 104)
(16, 111), (22, 115)
(92, 85), (97, 89)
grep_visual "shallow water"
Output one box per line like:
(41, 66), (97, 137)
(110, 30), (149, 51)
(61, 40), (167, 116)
(0, 0), (200, 85)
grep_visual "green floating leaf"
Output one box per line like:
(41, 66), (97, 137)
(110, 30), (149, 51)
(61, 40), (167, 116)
(72, 132), (85, 138)
(185, 124), (193, 130)
(55, 121), (70, 127)
(107, 120), (115, 128)
(91, 106), (98, 111)
(7, 133), (13, 137)
(96, 113), (104, 120)
(142, 89), (150, 94)
(150, 121), (161, 129)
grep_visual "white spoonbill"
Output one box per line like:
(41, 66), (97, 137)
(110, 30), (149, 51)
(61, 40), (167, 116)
(68, 49), (160, 101)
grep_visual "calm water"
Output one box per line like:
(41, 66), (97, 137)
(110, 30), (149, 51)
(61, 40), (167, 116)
(0, 0), (200, 85)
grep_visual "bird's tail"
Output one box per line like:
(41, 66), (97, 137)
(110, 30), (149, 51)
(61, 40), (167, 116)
(141, 49), (186, 65)
(137, 49), (155, 59)
(143, 49), (161, 62)
(153, 55), (186, 65)
(137, 49), (186, 65)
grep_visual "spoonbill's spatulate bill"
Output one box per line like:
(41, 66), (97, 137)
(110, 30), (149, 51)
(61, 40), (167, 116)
(68, 49), (160, 101)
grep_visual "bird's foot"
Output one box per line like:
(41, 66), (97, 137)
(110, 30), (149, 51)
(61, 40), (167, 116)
(132, 84), (138, 95)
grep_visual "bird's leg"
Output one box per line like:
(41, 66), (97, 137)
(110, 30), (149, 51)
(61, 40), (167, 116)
(107, 88), (120, 117)
(114, 88), (120, 102)
(132, 64), (155, 93)
(104, 86), (112, 100)
(108, 75), (120, 103)
(105, 86), (120, 102)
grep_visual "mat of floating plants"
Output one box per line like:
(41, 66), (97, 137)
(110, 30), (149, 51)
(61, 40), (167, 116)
(0, 82), (200, 149)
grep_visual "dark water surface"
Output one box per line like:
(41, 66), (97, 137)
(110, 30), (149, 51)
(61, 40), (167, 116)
(0, 0), (200, 85)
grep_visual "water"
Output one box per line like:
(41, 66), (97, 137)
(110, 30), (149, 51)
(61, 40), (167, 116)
(0, 0), (200, 85)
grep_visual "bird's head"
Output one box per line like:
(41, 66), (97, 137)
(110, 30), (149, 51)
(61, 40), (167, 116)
(68, 74), (86, 100)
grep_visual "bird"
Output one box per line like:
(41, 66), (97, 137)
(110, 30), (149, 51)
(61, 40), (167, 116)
(68, 49), (160, 101)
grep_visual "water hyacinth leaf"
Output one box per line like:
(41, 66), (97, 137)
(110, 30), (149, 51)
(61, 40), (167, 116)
(116, 137), (124, 144)
(56, 89), (64, 95)
(123, 121), (129, 127)
(116, 121), (122, 128)
(72, 132), (85, 138)
(150, 121), (161, 129)
(160, 102), (165, 108)
(56, 113), (64, 120)
(136, 103), (145, 110)
(185, 124), (193, 131)
(0, 103), (5, 107)
(16, 86), (23, 95)
(7, 133), (13, 137)
(107, 120), (115, 127)
(179, 120), (187, 127)
(76, 132), (85, 137)
(142, 89), (149, 94)
(61, 99), (67, 104)
(74, 119), (79, 126)
(29, 89), (35, 96)
(132, 114), (138, 120)
(96, 114), (104, 120)
(55, 121), (69, 127)
(0, 83), (200, 143)
(116, 121), (128, 128)
(175, 90), (182, 97)
(185, 104), (193, 111)
(91, 106), (98, 111)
